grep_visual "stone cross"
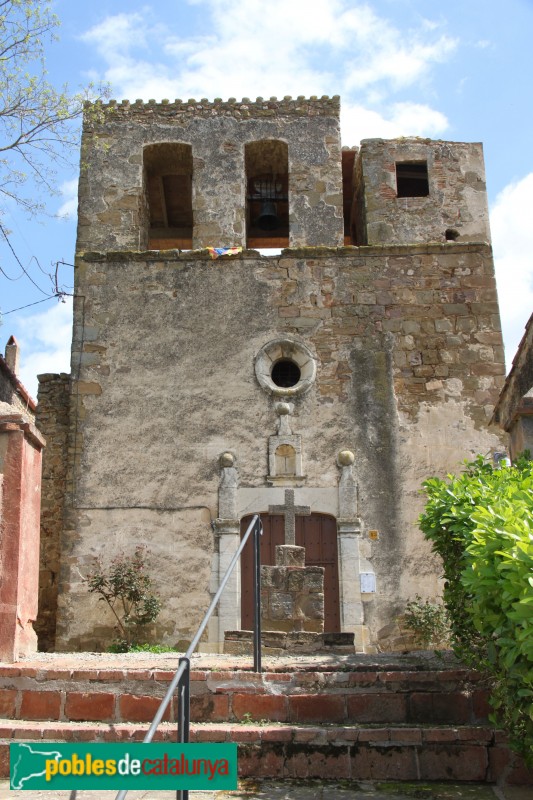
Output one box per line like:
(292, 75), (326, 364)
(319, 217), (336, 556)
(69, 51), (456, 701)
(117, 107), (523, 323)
(269, 489), (311, 545)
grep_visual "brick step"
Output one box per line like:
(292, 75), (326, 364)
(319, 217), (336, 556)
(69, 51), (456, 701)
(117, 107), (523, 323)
(1, 687), (491, 725)
(0, 665), (491, 725)
(2, 662), (531, 785)
(1, 719), (531, 784)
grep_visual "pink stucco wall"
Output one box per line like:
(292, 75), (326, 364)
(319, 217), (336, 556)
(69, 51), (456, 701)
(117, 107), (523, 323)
(0, 416), (45, 662)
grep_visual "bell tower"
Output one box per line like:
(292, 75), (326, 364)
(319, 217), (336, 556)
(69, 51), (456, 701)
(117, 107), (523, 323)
(40, 94), (506, 655)
(76, 96), (344, 253)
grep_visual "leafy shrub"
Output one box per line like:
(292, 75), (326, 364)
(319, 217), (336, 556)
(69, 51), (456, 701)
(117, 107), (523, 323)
(127, 643), (179, 654)
(419, 455), (533, 764)
(401, 595), (450, 650)
(85, 546), (161, 651)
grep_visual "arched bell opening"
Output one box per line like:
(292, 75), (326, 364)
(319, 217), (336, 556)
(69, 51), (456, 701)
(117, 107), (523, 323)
(245, 140), (289, 249)
(144, 143), (193, 250)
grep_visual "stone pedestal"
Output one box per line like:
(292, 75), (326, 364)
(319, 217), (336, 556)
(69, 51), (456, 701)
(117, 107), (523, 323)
(223, 523), (354, 655)
(224, 629), (355, 655)
(224, 538), (355, 654)
(260, 544), (325, 634)
(0, 415), (45, 662)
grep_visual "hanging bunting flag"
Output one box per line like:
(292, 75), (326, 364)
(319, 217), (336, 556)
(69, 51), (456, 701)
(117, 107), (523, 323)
(206, 246), (243, 260)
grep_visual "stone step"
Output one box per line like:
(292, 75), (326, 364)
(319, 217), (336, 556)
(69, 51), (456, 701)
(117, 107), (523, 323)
(0, 664), (491, 725)
(0, 719), (531, 784)
(2, 658), (532, 786)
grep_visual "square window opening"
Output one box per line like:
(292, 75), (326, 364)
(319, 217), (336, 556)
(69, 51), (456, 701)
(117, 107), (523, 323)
(396, 161), (429, 198)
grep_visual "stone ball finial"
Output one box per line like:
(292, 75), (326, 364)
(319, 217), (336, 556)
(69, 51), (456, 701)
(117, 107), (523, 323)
(219, 452), (235, 468)
(275, 401), (291, 416)
(338, 449), (355, 466)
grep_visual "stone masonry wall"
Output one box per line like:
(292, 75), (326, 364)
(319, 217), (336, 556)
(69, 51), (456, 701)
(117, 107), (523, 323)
(357, 138), (491, 246)
(0, 376), (23, 411)
(55, 243), (506, 651)
(35, 374), (71, 651)
(493, 313), (533, 431)
(76, 96), (343, 252)
(0, 361), (34, 419)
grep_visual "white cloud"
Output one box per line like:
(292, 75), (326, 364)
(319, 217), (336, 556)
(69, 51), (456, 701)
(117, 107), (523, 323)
(341, 102), (448, 145)
(57, 179), (79, 220)
(490, 173), (533, 369)
(80, 11), (150, 56)
(341, 29), (455, 92)
(80, 1), (457, 105)
(15, 298), (73, 399)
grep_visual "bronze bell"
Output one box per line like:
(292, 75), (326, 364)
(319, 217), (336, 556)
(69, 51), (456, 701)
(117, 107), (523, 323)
(257, 200), (279, 231)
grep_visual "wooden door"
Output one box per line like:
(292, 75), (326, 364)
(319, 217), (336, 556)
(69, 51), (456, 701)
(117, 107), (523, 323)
(240, 513), (340, 632)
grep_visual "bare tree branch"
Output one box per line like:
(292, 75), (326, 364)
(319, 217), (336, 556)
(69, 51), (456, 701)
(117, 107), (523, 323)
(0, 0), (109, 215)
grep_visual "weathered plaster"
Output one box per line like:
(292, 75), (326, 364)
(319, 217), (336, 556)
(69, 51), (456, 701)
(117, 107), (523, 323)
(53, 245), (506, 651)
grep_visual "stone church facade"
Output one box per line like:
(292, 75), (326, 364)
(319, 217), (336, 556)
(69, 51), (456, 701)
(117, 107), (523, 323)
(37, 95), (506, 653)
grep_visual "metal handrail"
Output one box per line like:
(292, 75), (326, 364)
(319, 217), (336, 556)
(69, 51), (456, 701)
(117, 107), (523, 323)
(100, 513), (263, 800)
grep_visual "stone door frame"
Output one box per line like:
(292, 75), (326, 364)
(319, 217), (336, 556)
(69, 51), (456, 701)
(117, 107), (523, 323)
(214, 483), (369, 651)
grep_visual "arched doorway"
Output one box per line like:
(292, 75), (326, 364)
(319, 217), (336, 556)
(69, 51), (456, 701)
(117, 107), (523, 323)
(240, 513), (340, 632)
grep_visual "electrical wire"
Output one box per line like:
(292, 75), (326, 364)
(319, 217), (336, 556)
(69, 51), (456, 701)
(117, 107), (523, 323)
(0, 219), (52, 295)
(0, 295), (59, 315)
(0, 260), (24, 280)
(3, 206), (59, 280)
(0, 244), (74, 315)
(31, 254), (56, 279)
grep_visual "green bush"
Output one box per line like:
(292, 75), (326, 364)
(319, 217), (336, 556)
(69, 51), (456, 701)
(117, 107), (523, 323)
(419, 455), (533, 763)
(401, 595), (450, 650)
(107, 642), (178, 654)
(85, 546), (162, 651)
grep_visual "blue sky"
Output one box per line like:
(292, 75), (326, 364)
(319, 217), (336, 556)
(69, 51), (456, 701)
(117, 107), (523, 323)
(1, 0), (533, 397)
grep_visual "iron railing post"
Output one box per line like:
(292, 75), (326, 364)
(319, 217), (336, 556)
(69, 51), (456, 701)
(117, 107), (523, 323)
(114, 513), (260, 800)
(253, 516), (262, 673)
(177, 656), (190, 800)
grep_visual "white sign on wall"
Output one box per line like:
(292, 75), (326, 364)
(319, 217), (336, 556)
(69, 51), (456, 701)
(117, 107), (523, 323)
(360, 572), (376, 593)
